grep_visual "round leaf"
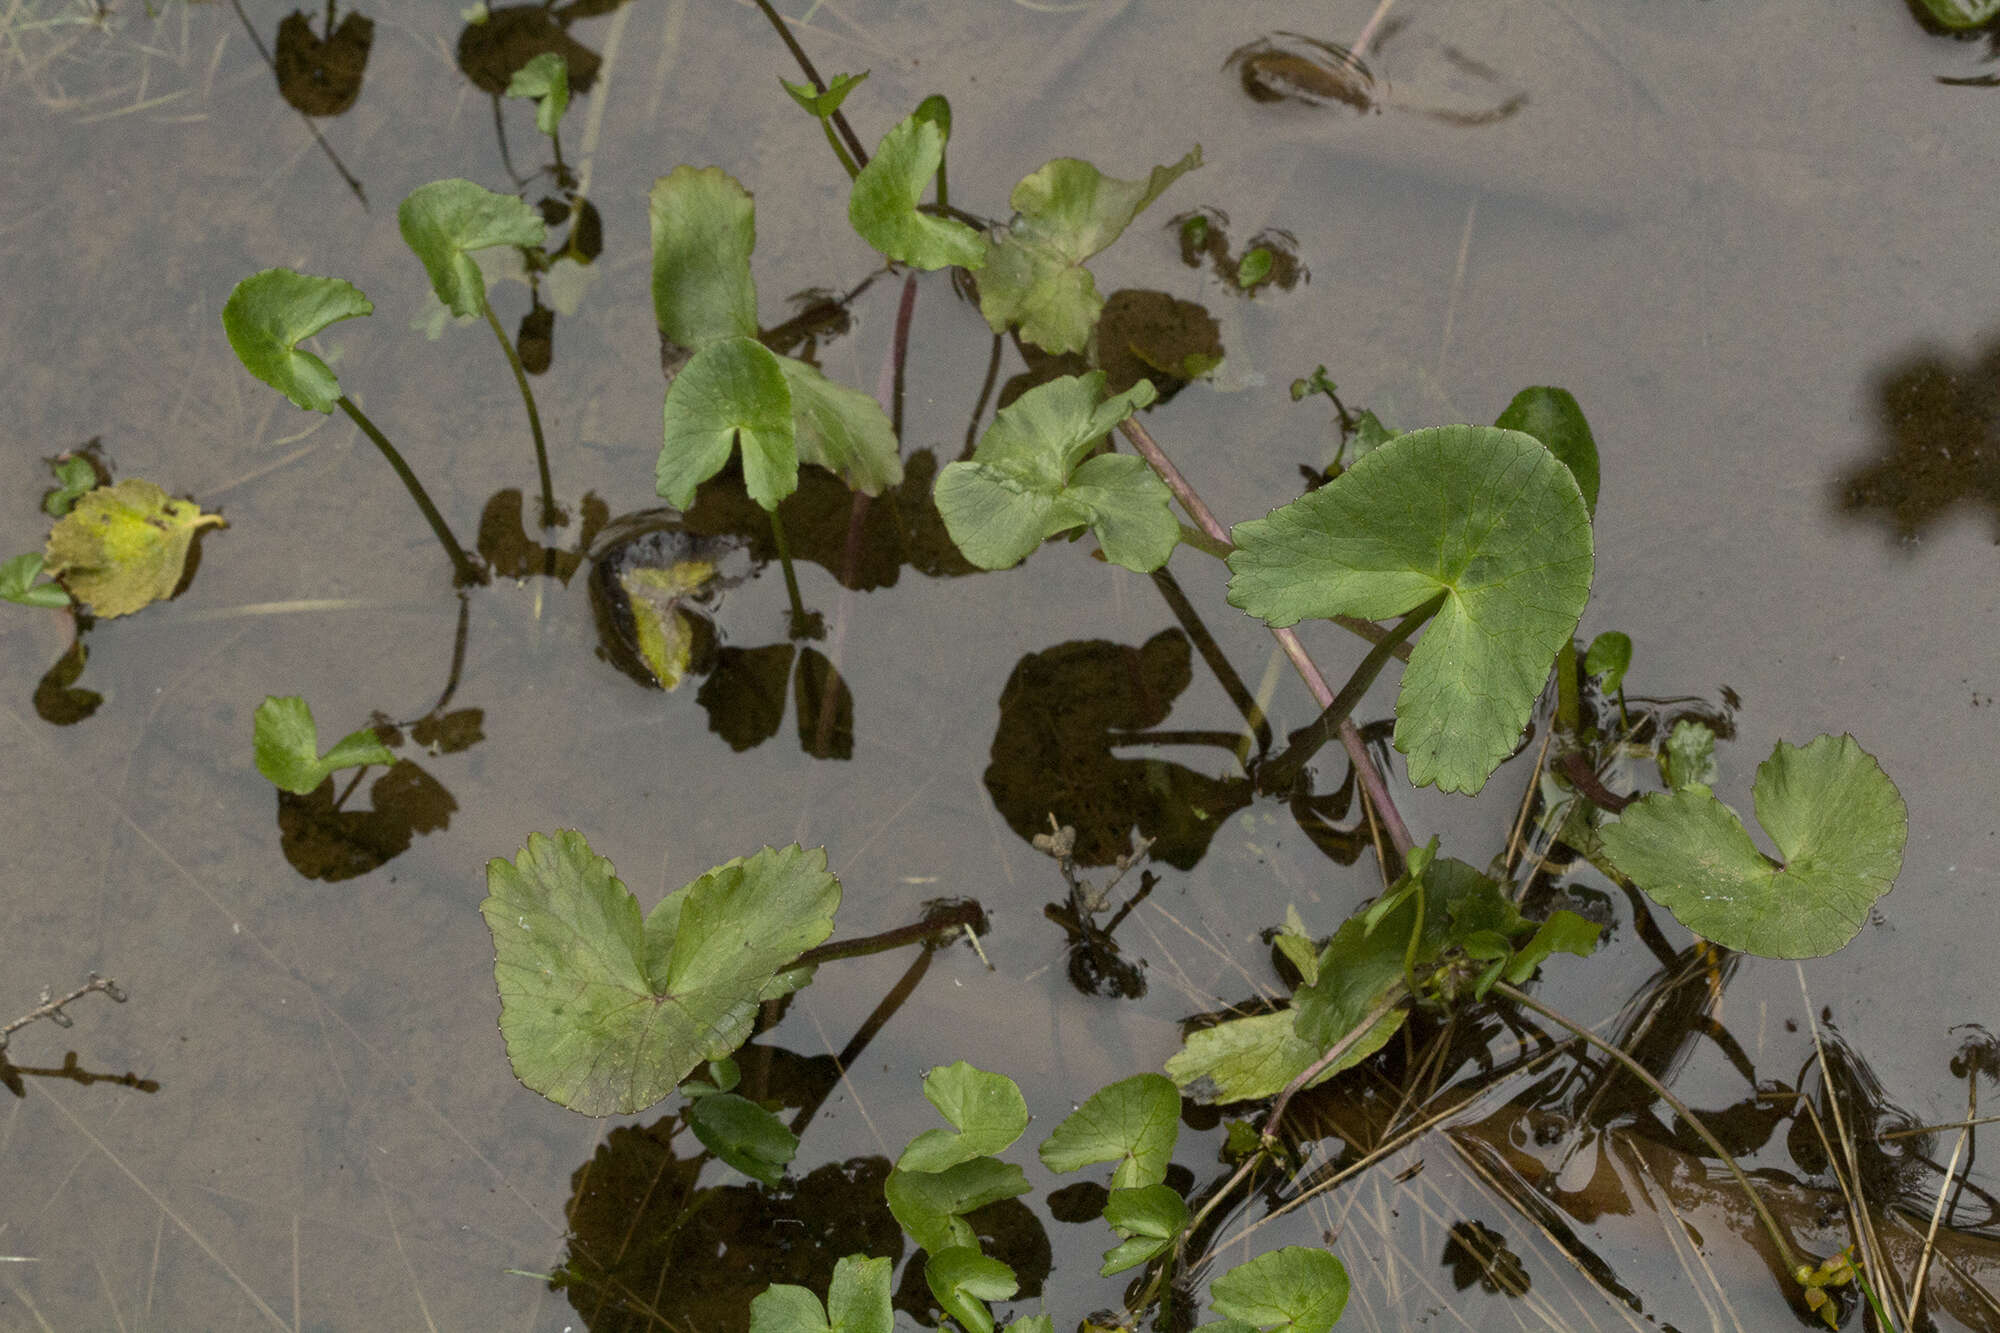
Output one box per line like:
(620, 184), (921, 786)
(43, 479), (225, 618)
(659, 337), (796, 511)
(1227, 426), (1594, 794)
(849, 113), (987, 271)
(222, 269), (374, 412)
(398, 179), (546, 318)
(1598, 734), (1906, 958)
(1038, 1072), (1180, 1188)
(1210, 1247), (1350, 1333)
(898, 1062), (1030, 1173)
(650, 165), (759, 356)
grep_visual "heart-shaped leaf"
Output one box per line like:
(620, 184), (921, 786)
(885, 1156), (1030, 1254)
(658, 336), (797, 511)
(43, 479), (225, 618)
(398, 178), (546, 318)
(1100, 1183), (1188, 1275)
(934, 372), (1167, 570)
(849, 112), (987, 271)
(506, 51), (569, 137)
(925, 1247), (1017, 1333)
(979, 149), (1201, 354)
(1038, 1072), (1179, 1188)
(1495, 386), (1599, 517)
(750, 1255), (892, 1333)
(253, 695), (396, 795)
(222, 269), (374, 412)
(482, 832), (840, 1115)
(898, 1062), (1030, 1173)
(1227, 425), (1594, 794)
(650, 165), (759, 358)
(1599, 734), (1906, 958)
(687, 1091), (799, 1185)
(2, 552), (71, 609)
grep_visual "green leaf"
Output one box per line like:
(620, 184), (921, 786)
(1494, 386), (1599, 517)
(1166, 1007), (1400, 1105)
(481, 833), (840, 1115)
(750, 1255), (892, 1333)
(1599, 734), (1906, 958)
(253, 695), (395, 795)
(979, 148), (1201, 354)
(1584, 630), (1632, 693)
(1663, 718), (1717, 792)
(43, 479), (226, 618)
(506, 51), (570, 138)
(1274, 906), (1320, 987)
(397, 179), (546, 318)
(898, 1062), (1030, 1173)
(650, 166), (759, 355)
(1227, 426), (1595, 794)
(687, 1092), (799, 1185)
(886, 1157), (1030, 1254)
(779, 356), (904, 496)
(1, 553), (71, 609)
(1100, 1183), (1188, 1275)
(1003, 1320), (1053, 1333)
(1503, 910), (1601, 984)
(222, 269), (374, 412)
(780, 70), (868, 119)
(1210, 1247), (1350, 1333)
(848, 113), (987, 271)
(926, 1248), (1017, 1333)
(658, 337), (797, 511)
(934, 372), (1167, 571)
(1237, 247), (1274, 289)
(1038, 1073), (1180, 1188)
(43, 456), (98, 517)
(1912, 0), (2000, 28)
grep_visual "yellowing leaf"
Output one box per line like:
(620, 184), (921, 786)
(44, 480), (224, 618)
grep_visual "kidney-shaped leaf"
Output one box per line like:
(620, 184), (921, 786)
(885, 1157), (1030, 1254)
(253, 695), (396, 795)
(398, 178), (546, 318)
(750, 1255), (892, 1333)
(651, 165), (759, 357)
(1227, 426), (1594, 794)
(780, 356), (904, 496)
(659, 336), (797, 511)
(505, 51), (569, 137)
(482, 832), (840, 1115)
(222, 269), (373, 412)
(979, 148), (1201, 354)
(849, 113), (987, 271)
(1599, 734), (1906, 958)
(1210, 1247), (1350, 1333)
(1039, 1072), (1180, 1188)
(934, 372), (1167, 570)
(44, 479), (225, 618)
(898, 1062), (1030, 1173)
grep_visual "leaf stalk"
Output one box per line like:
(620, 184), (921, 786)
(336, 397), (487, 586)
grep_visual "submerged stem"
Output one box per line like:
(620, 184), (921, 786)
(336, 397), (486, 586)
(480, 299), (559, 529)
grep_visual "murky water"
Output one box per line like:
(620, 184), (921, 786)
(3, 1), (1998, 1329)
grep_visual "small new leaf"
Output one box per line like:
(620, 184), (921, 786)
(849, 112), (987, 271)
(780, 70), (867, 119)
(43, 479), (225, 618)
(1584, 630), (1632, 693)
(1599, 734), (1906, 958)
(926, 1248), (1017, 1333)
(398, 179), (547, 318)
(505, 52), (569, 137)
(253, 695), (395, 795)
(222, 269), (374, 412)
(1, 553), (71, 609)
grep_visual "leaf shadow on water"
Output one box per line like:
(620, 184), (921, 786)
(274, 760), (456, 883)
(1834, 329), (2000, 543)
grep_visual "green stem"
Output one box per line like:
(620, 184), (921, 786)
(480, 298), (559, 529)
(1555, 638), (1580, 734)
(336, 397), (486, 586)
(934, 141), (949, 210)
(1493, 981), (1802, 1277)
(766, 505), (812, 638)
(1176, 521), (1232, 560)
(820, 118), (860, 181)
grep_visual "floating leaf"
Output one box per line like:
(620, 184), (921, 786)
(750, 1255), (892, 1333)
(687, 1092), (799, 1185)
(1911, 0), (2000, 28)
(1038, 1073), (1179, 1188)
(1599, 735), (1906, 958)
(780, 70), (868, 119)
(1495, 385), (1600, 517)
(848, 113), (987, 271)
(885, 1157), (1030, 1254)
(481, 833), (840, 1115)
(222, 269), (374, 412)
(934, 372), (1168, 571)
(43, 456), (98, 517)
(980, 149), (1201, 354)
(658, 337), (796, 511)
(1210, 1247), (1350, 1333)
(1165, 1008), (1381, 1105)
(398, 178), (547, 318)
(1584, 630), (1632, 693)
(1227, 426), (1594, 794)
(650, 166), (759, 356)
(926, 1247), (1017, 1333)
(1, 553), (70, 609)
(506, 51), (569, 137)
(898, 1062), (1030, 1173)
(1503, 910), (1601, 984)
(253, 695), (396, 795)
(779, 357), (904, 496)
(43, 479), (225, 618)
(1100, 1184), (1187, 1275)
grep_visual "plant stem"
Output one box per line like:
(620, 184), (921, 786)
(766, 504), (812, 638)
(1493, 980), (1802, 1276)
(1264, 991), (1410, 1137)
(1119, 417), (1415, 861)
(479, 299), (559, 529)
(748, 0), (869, 168)
(793, 901), (985, 968)
(820, 119), (860, 180)
(1176, 521), (1232, 560)
(1, 974), (126, 1054)
(336, 397), (486, 586)
(1555, 638), (1580, 734)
